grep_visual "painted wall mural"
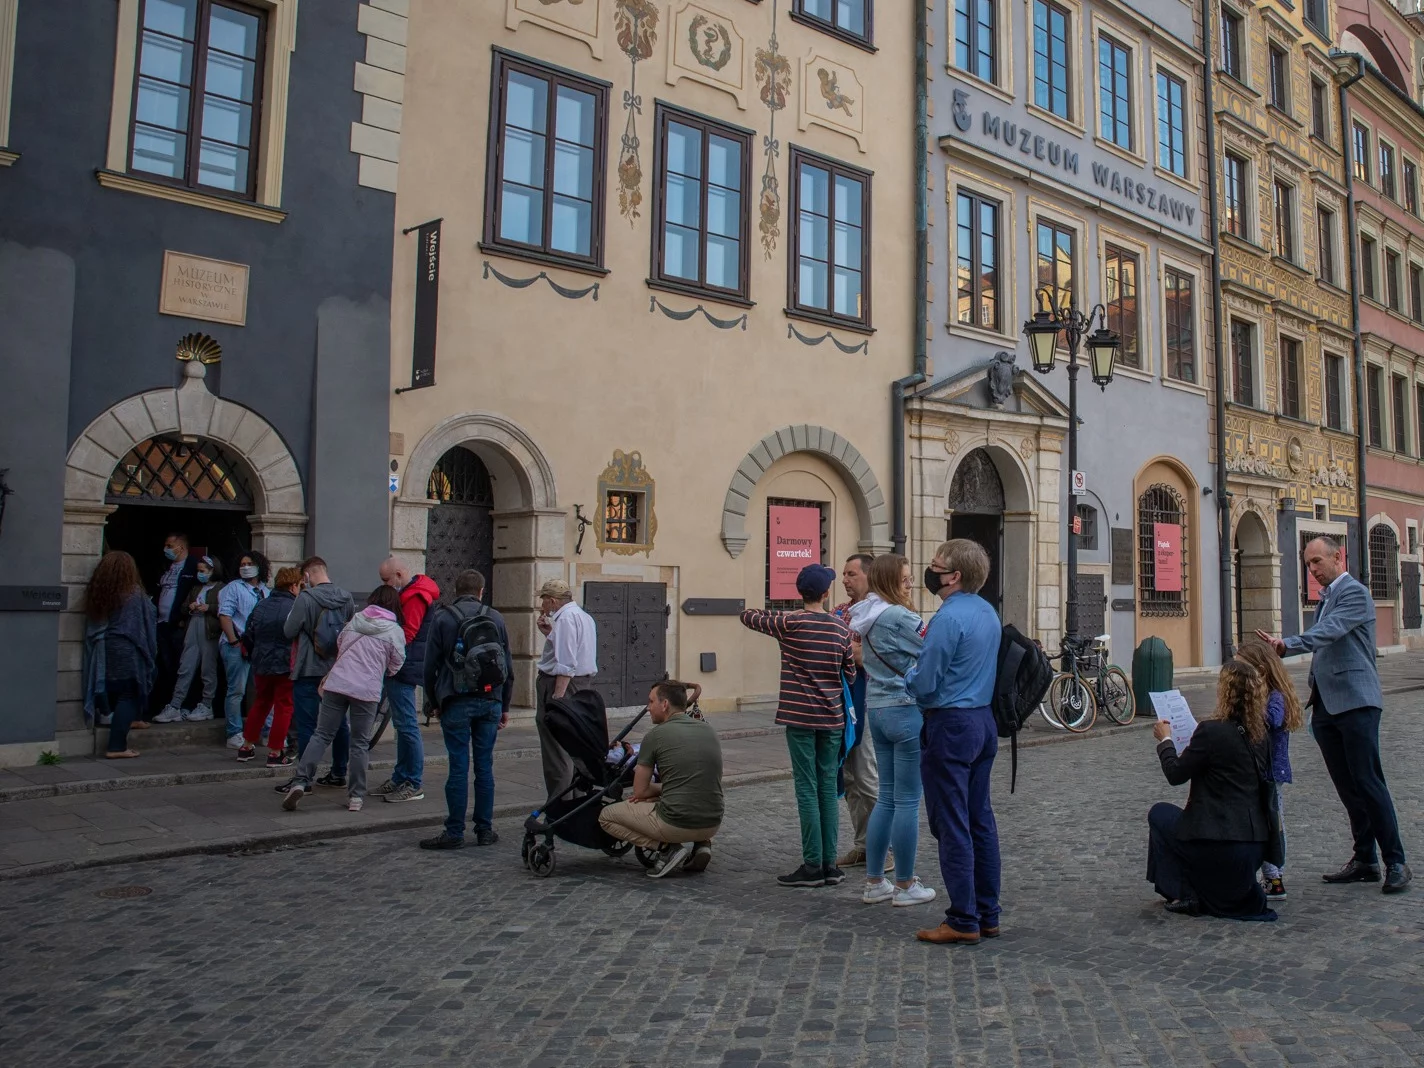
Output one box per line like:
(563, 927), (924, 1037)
(798, 52), (864, 151)
(616, 0), (659, 223)
(666, 3), (748, 108)
(754, 2), (792, 258)
(506, 0), (603, 58)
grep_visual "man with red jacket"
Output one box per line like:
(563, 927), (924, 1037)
(374, 556), (440, 803)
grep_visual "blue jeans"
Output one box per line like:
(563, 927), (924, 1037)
(384, 679), (423, 788)
(441, 697), (502, 838)
(102, 686), (143, 753)
(219, 642), (250, 738)
(865, 703), (923, 883)
(921, 705), (1000, 933)
(293, 676), (348, 777)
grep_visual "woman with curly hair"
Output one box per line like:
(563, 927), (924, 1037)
(82, 551), (158, 759)
(1235, 638), (1304, 901)
(1146, 659), (1277, 920)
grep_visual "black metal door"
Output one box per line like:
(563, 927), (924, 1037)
(425, 504), (493, 601)
(1074, 574), (1107, 638)
(949, 513), (1002, 612)
(1403, 561), (1422, 630)
(584, 581), (668, 706)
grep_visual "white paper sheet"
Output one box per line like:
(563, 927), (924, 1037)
(1148, 689), (1198, 755)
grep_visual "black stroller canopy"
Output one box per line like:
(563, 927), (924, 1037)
(545, 689), (613, 787)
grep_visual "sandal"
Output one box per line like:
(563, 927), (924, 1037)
(104, 749), (140, 759)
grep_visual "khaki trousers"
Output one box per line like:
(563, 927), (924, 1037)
(841, 735), (879, 849)
(599, 800), (719, 849)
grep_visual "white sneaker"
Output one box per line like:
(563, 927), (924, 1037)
(153, 705), (184, 724)
(647, 843), (692, 878)
(225, 734), (246, 749)
(862, 878), (896, 904)
(347, 796), (364, 812)
(182, 704), (214, 721)
(892, 877), (937, 907)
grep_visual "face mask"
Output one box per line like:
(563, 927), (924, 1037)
(196, 572), (212, 584)
(164, 547), (178, 561)
(923, 567), (945, 596)
(239, 565), (259, 580)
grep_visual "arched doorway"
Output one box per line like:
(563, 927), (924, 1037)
(947, 447), (1005, 611)
(1233, 509), (1278, 645)
(424, 445), (495, 599)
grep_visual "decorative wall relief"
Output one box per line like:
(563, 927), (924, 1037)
(650, 295), (748, 330)
(798, 52), (865, 150)
(754, 1), (792, 258)
(786, 322), (868, 354)
(595, 449), (658, 555)
(615, 0), (659, 222)
(506, 0), (604, 58)
(666, 3), (749, 108)
(483, 260), (600, 301)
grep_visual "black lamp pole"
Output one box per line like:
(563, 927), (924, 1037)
(1023, 288), (1119, 669)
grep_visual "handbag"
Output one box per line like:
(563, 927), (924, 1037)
(1238, 725), (1286, 868)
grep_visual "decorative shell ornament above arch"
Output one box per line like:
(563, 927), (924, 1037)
(175, 333), (222, 365)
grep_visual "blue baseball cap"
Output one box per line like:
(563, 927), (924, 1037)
(795, 564), (837, 600)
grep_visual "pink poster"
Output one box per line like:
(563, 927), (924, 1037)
(1304, 536), (1343, 602)
(768, 505), (822, 600)
(1154, 523), (1183, 592)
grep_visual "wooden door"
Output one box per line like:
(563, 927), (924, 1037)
(583, 581), (668, 706)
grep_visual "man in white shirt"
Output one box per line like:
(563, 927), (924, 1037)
(535, 579), (598, 797)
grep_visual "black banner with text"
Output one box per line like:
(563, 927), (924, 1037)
(408, 219), (441, 391)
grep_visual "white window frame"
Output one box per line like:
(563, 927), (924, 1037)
(1025, 0), (1084, 136)
(1152, 54), (1195, 188)
(1159, 253), (1206, 391)
(947, 168), (1019, 345)
(1092, 15), (1143, 165)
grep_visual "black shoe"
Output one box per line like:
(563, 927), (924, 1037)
(777, 864), (826, 888)
(274, 776), (298, 794)
(419, 832), (464, 851)
(474, 829), (500, 847)
(685, 843), (713, 873)
(1383, 863), (1413, 894)
(1163, 898), (1200, 916)
(1322, 859), (1381, 884)
(822, 865), (846, 886)
(315, 773), (347, 788)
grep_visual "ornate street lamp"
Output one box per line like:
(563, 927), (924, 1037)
(1022, 289), (1120, 662)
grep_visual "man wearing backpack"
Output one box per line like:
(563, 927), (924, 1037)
(419, 569), (514, 850)
(280, 556), (356, 791)
(372, 556), (441, 805)
(905, 539), (1003, 946)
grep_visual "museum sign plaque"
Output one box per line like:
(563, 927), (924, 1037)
(159, 251), (249, 326)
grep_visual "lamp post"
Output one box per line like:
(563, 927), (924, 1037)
(1023, 288), (1119, 666)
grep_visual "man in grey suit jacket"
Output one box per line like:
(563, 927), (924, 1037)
(1259, 534), (1411, 893)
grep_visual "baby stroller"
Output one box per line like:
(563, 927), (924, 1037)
(522, 688), (650, 878)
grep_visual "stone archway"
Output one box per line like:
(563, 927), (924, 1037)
(1233, 506), (1279, 645)
(721, 424), (889, 557)
(57, 364), (307, 732)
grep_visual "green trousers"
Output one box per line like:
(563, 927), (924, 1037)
(785, 725), (843, 867)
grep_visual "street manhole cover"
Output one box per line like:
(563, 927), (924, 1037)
(96, 885), (152, 899)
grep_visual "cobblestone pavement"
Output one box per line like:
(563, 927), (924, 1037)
(4, 684), (1424, 1066)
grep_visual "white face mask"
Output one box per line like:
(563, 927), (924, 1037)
(239, 565), (259, 580)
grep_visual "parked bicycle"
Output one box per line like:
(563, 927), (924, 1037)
(1038, 634), (1134, 733)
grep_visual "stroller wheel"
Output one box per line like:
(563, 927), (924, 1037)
(529, 844), (556, 878)
(521, 832), (533, 869)
(603, 839), (634, 859)
(634, 846), (660, 870)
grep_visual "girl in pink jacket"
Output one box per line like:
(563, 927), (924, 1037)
(284, 586), (406, 811)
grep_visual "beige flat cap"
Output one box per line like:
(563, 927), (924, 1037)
(537, 579), (572, 599)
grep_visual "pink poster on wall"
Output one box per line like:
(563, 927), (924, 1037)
(1154, 523), (1183, 592)
(768, 505), (822, 600)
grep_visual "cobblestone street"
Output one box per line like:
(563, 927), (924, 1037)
(4, 680), (1424, 1067)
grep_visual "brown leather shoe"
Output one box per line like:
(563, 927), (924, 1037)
(915, 923), (981, 945)
(837, 847), (867, 867)
(980, 926), (1001, 939)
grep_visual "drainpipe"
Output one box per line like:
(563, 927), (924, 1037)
(892, 0), (930, 554)
(1202, 0), (1233, 659)
(1337, 54), (1368, 581)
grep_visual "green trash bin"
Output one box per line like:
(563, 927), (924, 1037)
(1132, 637), (1174, 717)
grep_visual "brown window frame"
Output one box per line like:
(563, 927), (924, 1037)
(1393, 373), (1410, 454)
(1231, 318), (1255, 407)
(1033, 0), (1074, 121)
(1104, 243), (1140, 369)
(1406, 160), (1420, 216)
(1164, 266), (1195, 384)
(1381, 142), (1398, 200)
(1279, 336), (1301, 420)
(128, 0), (269, 201)
(481, 50), (611, 274)
(1221, 8), (1244, 81)
(1387, 249), (1402, 312)
(787, 145), (873, 332)
(1324, 353), (1345, 430)
(1416, 383), (1424, 456)
(1310, 77), (1328, 140)
(1354, 122), (1371, 183)
(1224, 152), (1248, 238)
(1361, 235), (1377, 300)
(1368, 365), (1384, 448)
(1411, 262), (1423, 323)
(649, 103), (754, 306)
(1267, 44), (1290, 111)
(1273, 179), (1295, 263)
(956, 188), (1002, 332)
(1317, 206), (1336, 285)
(791, 0), (874, 50)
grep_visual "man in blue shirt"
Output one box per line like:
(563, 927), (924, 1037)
(905, 539), (1002, 945)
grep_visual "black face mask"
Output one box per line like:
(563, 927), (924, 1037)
(924, 567), (945, 595)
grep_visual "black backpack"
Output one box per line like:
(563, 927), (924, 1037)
(992, 624), (1054, 793)
(311, 603), (352, 661)
(446, 602), (508, 697)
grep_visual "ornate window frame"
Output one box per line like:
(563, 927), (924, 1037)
(594, 450), (657, 556)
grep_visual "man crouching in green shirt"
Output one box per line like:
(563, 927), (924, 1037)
(599, 680), (724, 879)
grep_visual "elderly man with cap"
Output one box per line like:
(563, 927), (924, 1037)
(535, 578), (599, 798)
(741, 563), (857, 889)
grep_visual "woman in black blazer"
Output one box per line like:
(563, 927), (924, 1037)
(1148, 660), (1277, 920)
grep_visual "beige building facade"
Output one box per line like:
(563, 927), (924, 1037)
(389, 0), (914, 712)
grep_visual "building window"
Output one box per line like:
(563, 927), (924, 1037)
(1268, 45), (1289, 110)
(1387, 250), (1403, 312)
(1354, 122), (1371, 183)
(1032, 1), (1072, 120)
(1138, 484), (1188, 617)
(1104, 244), (1139, 368)
(1076, 504), (1099, 551)
(1165, 266), (1195, 383)
(1310, 77), (1328, 140)
(1098, 35), (1132, 150)
(1412, 524), (1421, 556)
(1361, 235), (1377, 301)
(1224, 153), (1248, 238)
(483, 52), (608, 268)
(954, 0), (997, 84)
(1231, 319), (1255, 406)
(956, 190), (1001, 332)
(1318, 206), (1336, 285)
(1035, 219), (1076, 313)
(1324, 353), (1345, 430)
(1273, 180), (1295, 262)
(1406, 160), (1420, 215)
(651, 106), (751, 302)
(1417, 383), (1424, 456)
(1221, 9), (1244, 81)
(108, 437), (253, 506)
(603, 491), (642, 544)
(1394, 374), (1410, 453)
(1368, 365), (1384, 448)
(129, 0), (268, 198)
(1304, 0), (1327, 33)
(1412, 264), (1423, 323)
(1369, 524), (1400, 601)
(1381, 143), (1398, 200)
(789, 148), (871, 328)
(1280, 337), (1301, 419)
(794, 0), (871, 46)
(766, 498), (828, 610)
(1156, 70), (1187, 177)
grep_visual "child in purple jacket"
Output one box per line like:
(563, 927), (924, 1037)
(1237, 639), (1305, 901)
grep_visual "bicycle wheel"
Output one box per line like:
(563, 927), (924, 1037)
(1098, 666), (1135, 725)
(1037, 677), (1068, 730)
(1048, 673), (1096, 733)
